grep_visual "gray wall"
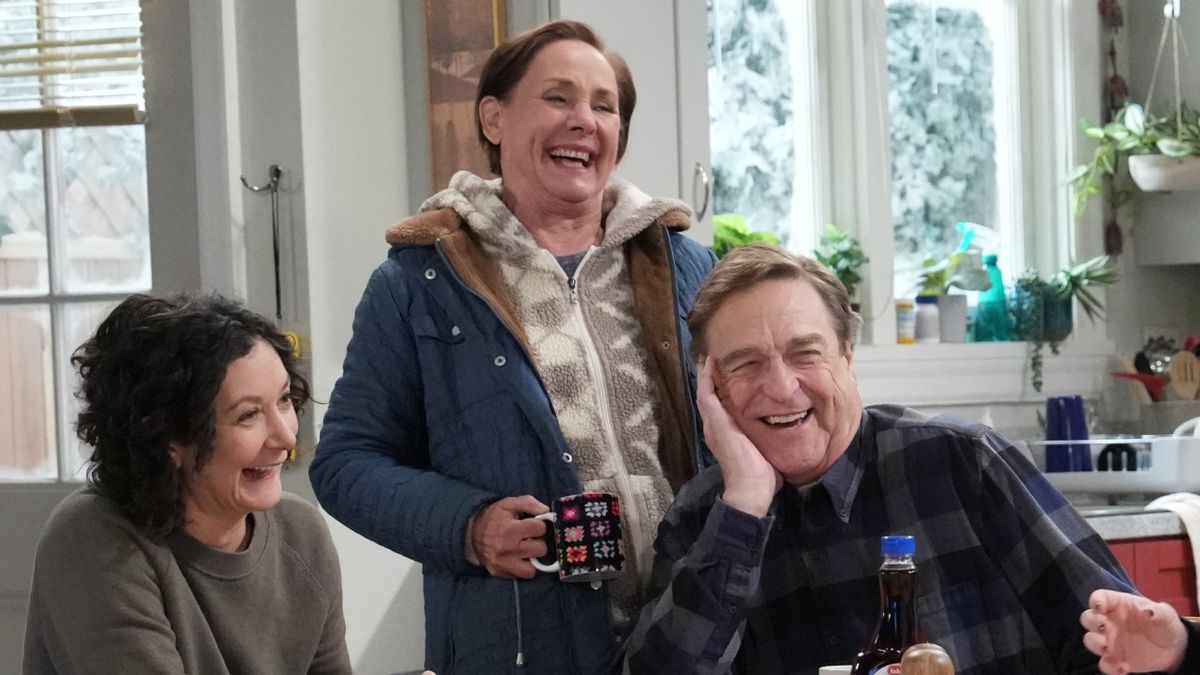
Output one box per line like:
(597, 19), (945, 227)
(1105, 0), (1200, 353)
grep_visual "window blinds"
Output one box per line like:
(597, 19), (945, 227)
(0, 0), (145, 130)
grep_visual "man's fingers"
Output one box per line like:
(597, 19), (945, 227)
(697, 356), (715, 396)
(696, 358), (720, 414)
(1097, 655), (1127, 675)
(1089, 588), (1117, 614)
(1082, 629), (1109, 657)
(697, 358), (735, 428)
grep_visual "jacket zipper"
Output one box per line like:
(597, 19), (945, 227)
(568, 249), (646, 584)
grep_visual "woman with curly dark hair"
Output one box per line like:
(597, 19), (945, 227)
(22, 293), (350, 675)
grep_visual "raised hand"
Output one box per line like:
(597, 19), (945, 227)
(697, 356), (782, 517)
(1080, 589), (1188, 674)
(467, 495), (552, 579)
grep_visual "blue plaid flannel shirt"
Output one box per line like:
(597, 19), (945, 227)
(622, 405), (1138, 675)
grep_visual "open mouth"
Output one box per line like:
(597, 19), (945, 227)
(242, 460), (285, 482)
(759, 410), (811, 428)
(549, 147), (592, 168)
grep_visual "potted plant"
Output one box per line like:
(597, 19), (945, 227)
(1009, 255), (1119, 391)
(711, 212), (780, 259)
(1070, 102), (1200, 217)
(812, 223), (868, 308)
(913, 250), (991, 343)
(915, 251), (992, 297)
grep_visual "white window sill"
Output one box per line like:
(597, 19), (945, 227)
(852, 336), (1115, 406)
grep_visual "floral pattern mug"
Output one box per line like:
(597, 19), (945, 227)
(529, 492), (623, 583)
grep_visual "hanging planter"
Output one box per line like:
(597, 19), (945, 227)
(1070, 0), (1200, 216)
(1127, 154), (1200, 192)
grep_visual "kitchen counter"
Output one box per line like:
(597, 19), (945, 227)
(1079, 507), (1185, 541)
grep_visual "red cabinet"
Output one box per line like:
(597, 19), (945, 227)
(1108, 536), (1198, 617)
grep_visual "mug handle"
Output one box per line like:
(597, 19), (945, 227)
(528, 512), (559, 573)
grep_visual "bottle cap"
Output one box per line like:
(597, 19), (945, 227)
(915, 295), (938, 305)
(983, 253), (998, 264)
(881, 535), (915, 555)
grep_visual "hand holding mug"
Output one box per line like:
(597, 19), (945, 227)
(468, 495), (550, 579)
(527, 492), (624, 583)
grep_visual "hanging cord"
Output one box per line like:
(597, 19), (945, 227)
(1171, 11), (1182, 135)
(512, 579), (525, 667)
(240, 164), (284, 320)
(1143, 0), (1189, 133)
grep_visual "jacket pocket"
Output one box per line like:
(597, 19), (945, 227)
(410, 310), (494, 416)
(411, 313), (466, 344)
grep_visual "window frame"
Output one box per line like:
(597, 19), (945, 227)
(0, 0), (207, 483)
(798, 0), (1111, 404)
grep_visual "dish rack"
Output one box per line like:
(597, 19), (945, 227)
(1023, 435), (1200, 494)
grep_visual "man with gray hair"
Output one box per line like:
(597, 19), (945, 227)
(622, 243), (1154, 674)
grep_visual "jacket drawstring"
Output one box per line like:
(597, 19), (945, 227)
(513, 579), (525, 667)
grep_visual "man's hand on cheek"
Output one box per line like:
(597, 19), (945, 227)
(698, 356), (783, 518)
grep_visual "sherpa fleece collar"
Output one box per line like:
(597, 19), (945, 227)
(385, 170), (691, 247)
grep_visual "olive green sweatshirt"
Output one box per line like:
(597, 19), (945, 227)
(22, 488), (351, 675)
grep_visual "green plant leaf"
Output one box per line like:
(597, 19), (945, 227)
(1102, 122), (1129, 140)
(813, 223), (868, 297)
(1124, 103), (1146, 136)
(713, 212), (780, 259)
(1114, 136), (1143, 152)
(1157, 138), (1192, 157)
(1098, 145), (1116, 173)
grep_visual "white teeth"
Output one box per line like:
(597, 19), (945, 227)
(550, 148), (590, 163)
(764, 412), (808, 425)
(249, 462), (283, 471)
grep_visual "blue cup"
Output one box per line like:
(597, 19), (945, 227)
(1045, 395), (1091, 472)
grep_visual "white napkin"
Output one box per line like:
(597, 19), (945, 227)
(1146, 492), (1200, 611)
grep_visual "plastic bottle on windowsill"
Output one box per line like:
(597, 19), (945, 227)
(974, 254), (1011, 342)
(896, 299), (916, 344)
(914, 296), (940, 343)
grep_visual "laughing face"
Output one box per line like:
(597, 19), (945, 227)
(174, 339), (297, 537)
(706, 278), (863, 485)
(478, 39), (621, 215)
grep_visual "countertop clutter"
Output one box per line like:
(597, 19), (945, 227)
(1108, 336), (1200, 439)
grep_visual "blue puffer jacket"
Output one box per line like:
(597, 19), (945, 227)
(311, 207), (715, 674)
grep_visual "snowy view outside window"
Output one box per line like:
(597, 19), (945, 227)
(708, 0), (1005, 297)
(886, 0), (999, 295)
(707, 0), (795, 246)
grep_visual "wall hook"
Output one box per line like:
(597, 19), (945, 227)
(241, 164), (283, 193)
(240, 164), (284, 319)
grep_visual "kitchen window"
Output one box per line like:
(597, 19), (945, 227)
(0, 0), (148, 481)
(708, 0), (1110, 404)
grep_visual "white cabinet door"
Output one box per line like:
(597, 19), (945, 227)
(554, 0), (712, 244)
